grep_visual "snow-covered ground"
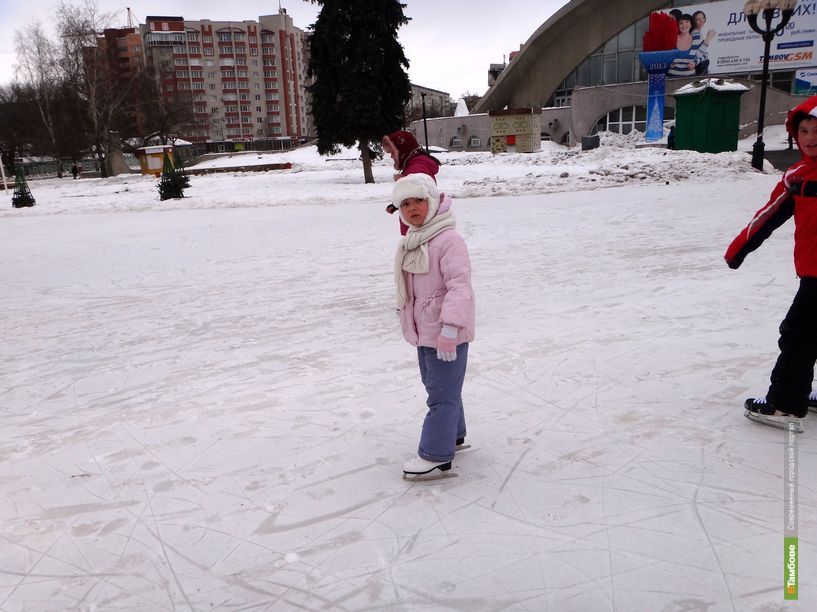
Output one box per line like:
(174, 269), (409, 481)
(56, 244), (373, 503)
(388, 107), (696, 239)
(1, 139), (815, 611)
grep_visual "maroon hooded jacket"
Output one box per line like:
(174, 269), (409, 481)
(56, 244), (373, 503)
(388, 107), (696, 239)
(725, 95), (817, 277)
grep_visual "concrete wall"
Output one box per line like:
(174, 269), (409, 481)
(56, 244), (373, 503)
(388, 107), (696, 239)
(570, 77), (806, 143)
(411, 77), (804, 151)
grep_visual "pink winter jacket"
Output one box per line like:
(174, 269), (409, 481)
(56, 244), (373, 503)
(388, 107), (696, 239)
(399, 197), (476, 348)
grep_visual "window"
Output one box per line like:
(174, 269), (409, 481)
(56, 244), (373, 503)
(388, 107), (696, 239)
(468, 135), (481, 148)
(188, 45), (200, 54)
(256, 106), (262, 112)
(250, 48), (258, 56)
(190, 70), (203, 78)
(593, 105), (669, 135)
(257, 117), (264, 123)
(219, 46), (233, 55)
(261, 34), (275, 43)
(262, 46), (275, 55)
(449, 136), (462, 148)
(204, 47), (214, 56)
(173, 46), (187, 54)
(218, 33), (232, 42)
(187, 32), (199, 42)
(240, 105), (249, 112)
(239, 93), (250, 101)
(255, 95), (261, 101)
(203, 35), (212, 43)
(175, 58), (188, 66)
(241, 116), (251, 123)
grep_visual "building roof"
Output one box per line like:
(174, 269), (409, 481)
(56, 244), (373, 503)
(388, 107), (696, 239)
(475, 0), (666, 112)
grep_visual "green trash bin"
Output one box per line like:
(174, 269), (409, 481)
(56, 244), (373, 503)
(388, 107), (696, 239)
(672, 78), (749, 153)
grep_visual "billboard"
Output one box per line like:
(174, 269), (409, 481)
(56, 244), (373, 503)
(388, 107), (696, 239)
(661, 0), (817, 76)
(795, 67), (817, 93)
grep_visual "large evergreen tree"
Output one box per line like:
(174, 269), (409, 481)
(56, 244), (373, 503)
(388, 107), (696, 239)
(308, 0), (411, 183)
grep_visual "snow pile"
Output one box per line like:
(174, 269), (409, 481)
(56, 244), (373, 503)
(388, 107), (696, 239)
(1, 138), (771, 218)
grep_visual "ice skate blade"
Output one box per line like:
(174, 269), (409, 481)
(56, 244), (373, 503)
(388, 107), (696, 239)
(402, 471), (458, 482)
(744, 410), (804, 433)
(455, 444), (471, 452)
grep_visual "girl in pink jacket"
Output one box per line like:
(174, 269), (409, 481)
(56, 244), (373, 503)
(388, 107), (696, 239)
(392, 173), (476, 478)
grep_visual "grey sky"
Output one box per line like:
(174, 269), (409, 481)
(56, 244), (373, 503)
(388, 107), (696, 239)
(0, 0), (569, 97)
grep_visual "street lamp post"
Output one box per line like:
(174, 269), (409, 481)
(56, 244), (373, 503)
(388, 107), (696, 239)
(744, 0), (797, 170)
(420, 92), (430, 153)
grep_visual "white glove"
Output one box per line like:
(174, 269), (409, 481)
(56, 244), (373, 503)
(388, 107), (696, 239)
(436, 324), (459, 362)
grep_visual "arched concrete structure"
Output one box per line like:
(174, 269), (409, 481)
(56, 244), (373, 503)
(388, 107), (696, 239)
(474, 0), (667, 112)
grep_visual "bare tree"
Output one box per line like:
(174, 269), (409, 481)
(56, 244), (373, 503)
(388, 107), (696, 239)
(14, 21), (64, 176)
(56, 0), (128, 177)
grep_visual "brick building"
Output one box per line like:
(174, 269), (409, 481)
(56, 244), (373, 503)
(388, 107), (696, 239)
(139, 9), (309, 151)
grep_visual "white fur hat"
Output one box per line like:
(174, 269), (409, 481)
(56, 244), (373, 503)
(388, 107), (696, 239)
(392, 174), (439, 225)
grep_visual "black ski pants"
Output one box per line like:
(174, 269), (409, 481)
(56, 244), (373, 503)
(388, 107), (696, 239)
(767, 276), (817, 417)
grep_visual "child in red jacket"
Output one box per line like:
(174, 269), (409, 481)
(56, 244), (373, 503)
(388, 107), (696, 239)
(725, 95), (817, 433)
(382, 130), (440, 236)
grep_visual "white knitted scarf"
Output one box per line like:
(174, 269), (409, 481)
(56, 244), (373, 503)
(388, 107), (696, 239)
(394, 210), (456, 307)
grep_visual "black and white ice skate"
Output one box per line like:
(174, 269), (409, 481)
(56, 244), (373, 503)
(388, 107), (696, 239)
(402, 456), (457, 481)
(744, 398), (805, 433)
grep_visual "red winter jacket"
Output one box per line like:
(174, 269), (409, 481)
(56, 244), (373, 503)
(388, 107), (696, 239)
(725, 96), (817, 277)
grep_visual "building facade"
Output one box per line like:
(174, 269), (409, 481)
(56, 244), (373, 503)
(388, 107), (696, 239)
(406, 84), (453, 123)
(421, 0), (815, 150)
(140, 9), (309, 150)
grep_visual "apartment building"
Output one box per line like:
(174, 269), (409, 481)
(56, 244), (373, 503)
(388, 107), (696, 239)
(139, 9), (309, 150)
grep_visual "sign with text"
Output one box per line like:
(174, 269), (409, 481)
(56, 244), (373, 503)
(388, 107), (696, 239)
(666, 0), (817, 75)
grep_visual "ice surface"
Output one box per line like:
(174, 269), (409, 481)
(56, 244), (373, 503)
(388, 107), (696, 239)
(1, 141), (814, 610)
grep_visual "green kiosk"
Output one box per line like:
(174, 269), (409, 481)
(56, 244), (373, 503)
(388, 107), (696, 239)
(672, 78), (749, 153)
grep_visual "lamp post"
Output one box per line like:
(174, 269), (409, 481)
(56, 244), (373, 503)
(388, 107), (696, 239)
(420, 92), (430, 153)
(744, 0), (797, 170)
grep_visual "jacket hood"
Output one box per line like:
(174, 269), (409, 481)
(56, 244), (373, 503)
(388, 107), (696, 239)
(785, 95), (817, 158)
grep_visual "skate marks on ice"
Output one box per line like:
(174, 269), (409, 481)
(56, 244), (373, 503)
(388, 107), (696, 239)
(1, 183), (816, 610)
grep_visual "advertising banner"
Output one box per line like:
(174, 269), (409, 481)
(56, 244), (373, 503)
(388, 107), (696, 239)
(795, 67), (817, 93)
(660, 0), (816, 76)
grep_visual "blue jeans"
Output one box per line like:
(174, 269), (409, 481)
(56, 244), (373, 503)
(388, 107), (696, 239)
(416, 343), (468, 462)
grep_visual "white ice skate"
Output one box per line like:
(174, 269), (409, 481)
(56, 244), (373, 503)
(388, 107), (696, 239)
(402, 456), (456, 481)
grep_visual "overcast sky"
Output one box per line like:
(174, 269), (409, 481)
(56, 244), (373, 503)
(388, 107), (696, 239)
(0, 0), (569, 98)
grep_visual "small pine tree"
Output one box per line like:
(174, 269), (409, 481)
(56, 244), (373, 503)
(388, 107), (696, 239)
(11, 166), (36, 208)
(157, 150), (186, 200)
(173, 150), (190, 190)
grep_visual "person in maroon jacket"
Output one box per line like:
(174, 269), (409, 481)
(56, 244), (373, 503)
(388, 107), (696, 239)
(725, 95), (817, 432)
(381, 130), (440, 236)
